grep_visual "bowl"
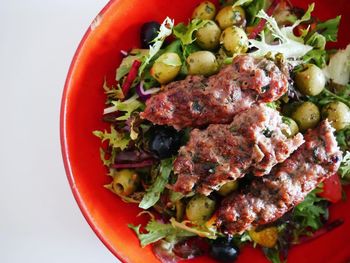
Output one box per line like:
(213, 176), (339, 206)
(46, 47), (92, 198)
(60, 0), (350, 262)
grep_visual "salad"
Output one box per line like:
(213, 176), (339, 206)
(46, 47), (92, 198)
(93, 0), (350, 262)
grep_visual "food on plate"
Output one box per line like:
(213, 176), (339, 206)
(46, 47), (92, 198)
(186, 50), (219, 76)
(295, 64), (325, 96)
(195, 20), (221, 50)
(93, 0), (350, 262)
(172, 104), (304, 195)
(217, 120), (342, 234)
(291, 101), (321, 131)
(322, 101), (350, 131)
(220, 26), (249, 55)
(215, 5), (246, 29)
(141, 55), (289, 129)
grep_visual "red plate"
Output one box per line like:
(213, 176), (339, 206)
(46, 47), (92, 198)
(60, 0), (350, 262)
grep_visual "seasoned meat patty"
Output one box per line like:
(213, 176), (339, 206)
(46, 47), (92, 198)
(216, 120), (342, 234)
(172, 104), (304, 195)
(141, 55), (289, 129)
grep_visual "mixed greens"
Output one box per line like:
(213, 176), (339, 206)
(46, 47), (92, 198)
(93, 0), (350, 262)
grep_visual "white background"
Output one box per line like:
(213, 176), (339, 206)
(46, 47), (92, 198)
(0, 0), (119, 262)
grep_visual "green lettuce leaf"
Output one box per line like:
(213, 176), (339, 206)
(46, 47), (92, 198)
(138, 17), (174, 76)
(306, 32), (326, 50)
(302, 49), (327, 68)
(339, 151), (350, 179)
(173, 19), (210, 46)
(93, 125), (130, 150)
(232, 0), (253, 8)
(336, 127), (350, 151)
(293, 188), (327, 231)
(263, 248), (282, 263)
(129, 219), (195, 247)
(316, 16), (341, 42)
(308, 85), (350, 108)
(139, 159), (173, 209)
(103, 95), (145, 121)
(103, 80), (124, 100)
(245, 0), (266, 26)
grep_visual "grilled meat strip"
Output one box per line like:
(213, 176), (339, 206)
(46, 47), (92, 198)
(141, 55), (289, 130)
(172, 104), (304, 195)
(217, 120), (342, 234)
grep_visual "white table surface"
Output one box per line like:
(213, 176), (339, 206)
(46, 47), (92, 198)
(0, 0), (119, 262)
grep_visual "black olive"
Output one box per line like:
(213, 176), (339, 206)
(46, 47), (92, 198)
(210, 237), (239, 262)
(148, 126), (181, 159)
(140, 21), (161, 48)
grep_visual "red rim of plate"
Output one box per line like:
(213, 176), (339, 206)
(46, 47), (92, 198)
(60, 0), (126, 262)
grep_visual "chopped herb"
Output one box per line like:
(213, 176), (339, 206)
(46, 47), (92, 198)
(263, 127), (273, 138)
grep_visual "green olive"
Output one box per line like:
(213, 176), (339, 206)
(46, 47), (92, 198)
(220, 26), (248, 55)
(186, 194), (216, 223)
(192, 1), (217, 20)
(195, 20), (221, 50)
(282, 117), (299, 138)
(295, 64), (325, 96)
(150, 52), (182, 84)
(291, 102), (320, 132)
(215, 6), (246, 30)
(187, 51), (219, 76)
(111, 169), (140, 196)
(217, 181), (238, 196)
(322, 101), (350, 131)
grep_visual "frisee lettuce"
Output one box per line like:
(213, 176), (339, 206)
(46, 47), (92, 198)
(138, 17), (174, 76)
(169, 218), (219, 239)
(139, 159), (173, 209)
(173, 19), (210, 46)
(129, 219), (195, 247)
(93, 125), (130, 150)
(249, 4), (315, 62)
(103, 95), (145, 120)
(293, 188), (327, 232)
(339, 151), (350, 179)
